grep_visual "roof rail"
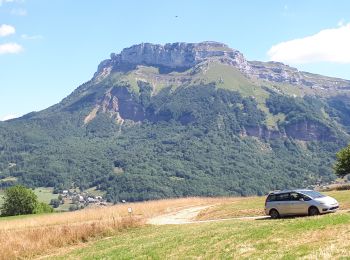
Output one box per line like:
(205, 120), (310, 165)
(268, 190), (281, 194)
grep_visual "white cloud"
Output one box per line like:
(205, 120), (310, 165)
(267, 23), (350, 64)
(1, 114), (18, 121)
(21, 34), (43, 40)
(0, 42), (23, 54)
(0, 24), (15, 37)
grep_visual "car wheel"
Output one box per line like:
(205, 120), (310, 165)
(269, 209), (280, 219)
(308, 206), (319, 216)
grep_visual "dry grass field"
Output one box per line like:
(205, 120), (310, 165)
(50, 212), (350, 260)
(0, 191), (349, 259)
(0, 197), (225, 259)
(196, 190), (350, 221)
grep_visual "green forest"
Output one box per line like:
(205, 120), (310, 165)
(0, 81), (349, 202)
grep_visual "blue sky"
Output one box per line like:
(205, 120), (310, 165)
(1, 0), (350, 120)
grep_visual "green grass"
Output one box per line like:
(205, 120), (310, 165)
(50, 212), (350, 259)
(197, 190), (350, 221)
(195, 62), (291, 129)
(201, 63), (267, 98)
(0, 187), (57, 211)
(85, 186), (106, 197)
(197, 196), (266, 220)
(34, 187), (58, 204)
(56, 202), (73, 212)
(0, 211), (54, 221)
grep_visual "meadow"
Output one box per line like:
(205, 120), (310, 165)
(0, 197), (220, 259)
(51, 213), (350, 259)
(0, 191), (349, 259)
(197, 190), (350, 220)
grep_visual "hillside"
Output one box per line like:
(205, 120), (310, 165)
(1, 190), (349, 259)
(1, 41), (350, 201)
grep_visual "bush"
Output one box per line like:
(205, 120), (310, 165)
(35, 202), (54, 213)
(69, 204), (79, 211)
(50, 199), (61, 208)
(0, 185), (38, 216)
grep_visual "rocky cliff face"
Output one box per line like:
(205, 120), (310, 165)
(95, 41), (350, 91)
(249, 61), (350, 90)
(244, 122), (335, 142)
(84, 41), (350, 142)
(96, 41), (251, 75)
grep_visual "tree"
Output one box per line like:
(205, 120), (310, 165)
(50, 199), (61, 208)
(334, 145), (350, 178)
(0, 185), (39, 216)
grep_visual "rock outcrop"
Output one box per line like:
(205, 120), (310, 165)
(95, 41), (251, 75)
(87, 41), (348, 142)
(84, 86), (145, 124)
(95, 41), (350, 91)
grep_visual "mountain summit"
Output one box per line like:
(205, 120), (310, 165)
(1, 42), (350, 201)
(96, 41), (249, 75)
(95, 41), (350, 91)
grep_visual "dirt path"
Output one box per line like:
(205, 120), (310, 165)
(147, 206), (211, 225)
(147, 205), (268, 225)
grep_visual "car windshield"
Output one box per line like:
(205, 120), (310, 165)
(301, 190), (325, 199)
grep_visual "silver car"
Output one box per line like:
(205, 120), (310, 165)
(265, 189), (339, 219)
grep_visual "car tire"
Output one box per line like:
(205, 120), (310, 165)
(269, 209), (280, 219)
(308, 206), (319, 216)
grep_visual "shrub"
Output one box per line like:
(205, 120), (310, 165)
(35, 202), (54, 213)
(1, 185), (39, 216)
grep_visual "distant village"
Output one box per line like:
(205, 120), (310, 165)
(53, 189), (110, 211)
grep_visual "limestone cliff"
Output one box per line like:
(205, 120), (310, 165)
(95, 41), (350, 92)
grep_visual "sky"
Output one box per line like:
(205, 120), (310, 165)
(1, 0), (350, 120)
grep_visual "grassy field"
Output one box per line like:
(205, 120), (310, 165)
(0, 197), (220, 259)
(49, 212), (350, 259)
(197, 190), (350, 221)
(0, 187), (57, 206)
(0, 191), (349, 259)
(34, 187), (58, 204)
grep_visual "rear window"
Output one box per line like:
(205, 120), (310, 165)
(267, 194), (276, 202)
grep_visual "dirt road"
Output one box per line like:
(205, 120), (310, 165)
(147, 206), (268, 225)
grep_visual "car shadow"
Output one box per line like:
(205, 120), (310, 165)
(256, 212), (345, 221)
(256, 215), (312, 221)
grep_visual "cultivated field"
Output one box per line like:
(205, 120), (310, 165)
(0, 191), (349, 259)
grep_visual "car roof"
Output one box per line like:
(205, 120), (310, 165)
(268, 189), (314, 195)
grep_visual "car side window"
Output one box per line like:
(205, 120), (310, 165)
(301, 194), (311, 201)
(267, 194), (276, 202)
(290, 192), (301, 201)
(276, 193), (290, 201)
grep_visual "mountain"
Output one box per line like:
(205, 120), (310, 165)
(1, 41), (350, 202)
